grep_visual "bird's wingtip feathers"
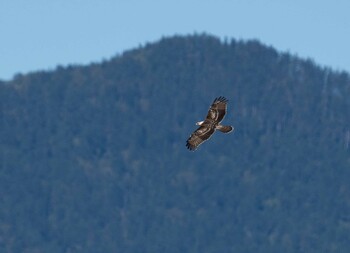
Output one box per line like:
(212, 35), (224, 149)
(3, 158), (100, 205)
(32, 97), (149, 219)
(213, 96), (228, 103)
(186, 140), (196, 151)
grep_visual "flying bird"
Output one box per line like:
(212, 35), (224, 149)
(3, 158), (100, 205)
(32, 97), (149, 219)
(186, 96), (234, 151)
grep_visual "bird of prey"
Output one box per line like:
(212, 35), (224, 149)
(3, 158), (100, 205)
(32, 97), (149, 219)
(186, 96), (233, 151)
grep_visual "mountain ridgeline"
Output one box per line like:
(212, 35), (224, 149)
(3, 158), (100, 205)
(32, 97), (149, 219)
(1, 35), (350, 252)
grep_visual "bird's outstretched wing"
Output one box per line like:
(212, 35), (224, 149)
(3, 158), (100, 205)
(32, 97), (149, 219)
(186, 126), (215, 151)
(205, 96), (228, 123)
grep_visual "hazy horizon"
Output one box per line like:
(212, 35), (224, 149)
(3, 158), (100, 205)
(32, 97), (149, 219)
(2, 0), (350, 80)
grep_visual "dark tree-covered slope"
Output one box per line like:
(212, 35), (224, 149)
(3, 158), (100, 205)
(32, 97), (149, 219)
(1, 34), (350, 253)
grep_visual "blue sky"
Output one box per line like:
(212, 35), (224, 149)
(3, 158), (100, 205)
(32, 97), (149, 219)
(1, 0), (350, 80)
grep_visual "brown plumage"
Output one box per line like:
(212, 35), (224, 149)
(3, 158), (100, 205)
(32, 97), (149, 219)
(186, 96), (234, 151)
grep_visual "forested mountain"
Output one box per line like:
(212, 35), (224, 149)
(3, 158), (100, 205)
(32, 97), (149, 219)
(1, 34), (350, 253)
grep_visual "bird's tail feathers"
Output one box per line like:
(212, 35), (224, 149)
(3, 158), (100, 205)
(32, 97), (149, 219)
(217, 125), (233, 133)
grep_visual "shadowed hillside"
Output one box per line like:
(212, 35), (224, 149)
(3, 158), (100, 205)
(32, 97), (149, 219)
(1, 34), (350, 252)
